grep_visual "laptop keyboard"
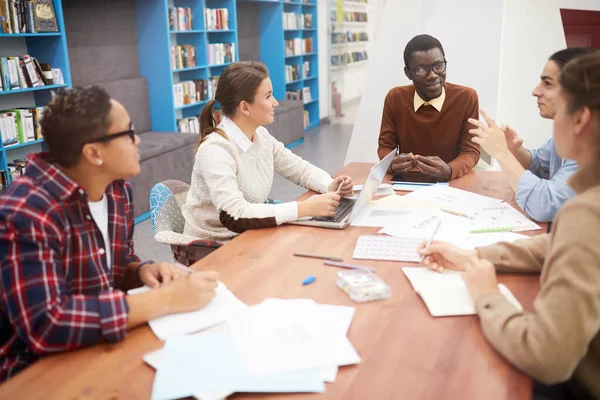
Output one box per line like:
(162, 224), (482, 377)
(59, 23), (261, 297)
(312, 197), (356, 223)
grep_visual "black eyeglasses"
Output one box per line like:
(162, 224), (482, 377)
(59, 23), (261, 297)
(86, 123), (136, 144)
(407, 60), (447, 78)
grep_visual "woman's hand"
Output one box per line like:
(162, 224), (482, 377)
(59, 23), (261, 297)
(328, 175), (354, 197)
(298, 192), (341, 218)
(418, 241), (479, 272)
(462, 258), (499, 301)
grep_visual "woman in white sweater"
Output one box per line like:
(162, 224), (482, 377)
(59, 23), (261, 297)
(182, 62), (353, 242)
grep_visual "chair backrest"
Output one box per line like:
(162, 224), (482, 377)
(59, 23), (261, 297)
(149, 180), (190, 236)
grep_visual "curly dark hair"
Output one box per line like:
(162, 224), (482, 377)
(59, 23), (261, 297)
(41, 86), (112, 168)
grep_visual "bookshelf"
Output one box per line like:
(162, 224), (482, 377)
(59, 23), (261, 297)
(0, 0), (72, 188)
(135, 0), (239, 133)
(240, 0), (319, 131)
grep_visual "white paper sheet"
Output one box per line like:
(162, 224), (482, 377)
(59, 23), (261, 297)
(227, 300), (360, 377)
(128, 282), (248, 340)
(403, 186), (503, 217)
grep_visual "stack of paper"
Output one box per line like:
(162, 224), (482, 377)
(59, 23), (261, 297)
(149, 299), (359, 400)
(403, 186), (503, 217)
(402, 267), (523, 317)
(128, 282), (248, 340)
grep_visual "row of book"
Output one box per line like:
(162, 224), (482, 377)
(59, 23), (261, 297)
(178, 117), (200, 134)
(330, 11), (368, 22)
(173, 79), (208, 107)
(284, 61), (310, 82)
(0, 55), (51, 92)
(0, 169), (8, 192)
(285, 38), (313, 56)
(282, 12), (313, 29)
(207, 42), (235, 65)
(169, 7), (193, 31)
(285, 87), (312, 104)
(171, 45), (196, 71)
(331, 51), (369, 66)
(0, 107), (44, 147)
(331, 31), (369, 44)
(0, 0), (58, 34)
(205, 8), (229, 30)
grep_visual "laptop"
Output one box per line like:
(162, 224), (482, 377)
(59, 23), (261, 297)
(288, 150), (395, 229)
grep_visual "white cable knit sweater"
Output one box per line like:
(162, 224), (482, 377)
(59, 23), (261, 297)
(182, 117), (333, 242)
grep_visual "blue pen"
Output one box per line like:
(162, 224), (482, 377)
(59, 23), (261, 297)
(302, 275), (316, 285)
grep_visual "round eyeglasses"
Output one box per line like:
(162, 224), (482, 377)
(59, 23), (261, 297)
(408, 60), (447, 78)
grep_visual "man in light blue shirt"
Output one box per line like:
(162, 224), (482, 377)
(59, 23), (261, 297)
(469, 47), (596, 222)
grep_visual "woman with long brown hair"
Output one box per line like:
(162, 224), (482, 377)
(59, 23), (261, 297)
(421, 51), (600, 400)
(182, 62), (353, 242)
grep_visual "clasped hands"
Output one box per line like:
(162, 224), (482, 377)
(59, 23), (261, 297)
(391, 153), (452, 181)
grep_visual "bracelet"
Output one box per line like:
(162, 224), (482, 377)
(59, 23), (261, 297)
(135, 260), (155, 280)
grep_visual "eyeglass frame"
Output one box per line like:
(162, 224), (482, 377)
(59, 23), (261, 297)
(406, 60), (448, 78)
(83, 122), (136, 145)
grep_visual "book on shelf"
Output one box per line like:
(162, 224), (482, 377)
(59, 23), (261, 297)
(205, 8), (229, 30)
(171, 45), (196, 70)
(284, 38), (312, 56)
(285, 89), (301, 101)
(302, 60), (310, 78)
(283, 12), (310, 29)
(0, 107), (43, 147)
(331, 31), (369, 44)
(285, 64), (301, 82)
(0, 169), (8, 192)
(303, 110), (309, 129)
(207, 42), (235, 65)
(168, 7), (193, 31)
(343, 11), (367, 22)
(207, 76), (219, 99)
(173, 79), (207, 107)
(177, 117), (200, 133)
(302, 87), (311, 104)
(330, 51), (368, 67)
(0, 55), (48, 92)
(0, 0), (56, 34)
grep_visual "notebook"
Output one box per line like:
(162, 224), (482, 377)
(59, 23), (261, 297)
(352, 235), (422, 263)
(402, 267), (523, 317)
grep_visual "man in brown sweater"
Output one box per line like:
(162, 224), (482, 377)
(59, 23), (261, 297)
(378, 34), (480, 180)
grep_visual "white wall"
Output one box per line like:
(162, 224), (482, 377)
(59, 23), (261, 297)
(345, 0), (503, 164)
(495, 0), (566, 150)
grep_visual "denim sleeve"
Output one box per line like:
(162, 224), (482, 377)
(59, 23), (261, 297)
(528, 140), (552, 179)
(516, 160), (577, 222)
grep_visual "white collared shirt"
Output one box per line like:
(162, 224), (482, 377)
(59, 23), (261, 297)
(413, 87), (446, 112)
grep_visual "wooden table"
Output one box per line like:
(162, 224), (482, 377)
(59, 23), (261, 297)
(0, 166), (546, 400)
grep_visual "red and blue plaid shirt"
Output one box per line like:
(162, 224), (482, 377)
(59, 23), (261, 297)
(0, 152), (140, 381)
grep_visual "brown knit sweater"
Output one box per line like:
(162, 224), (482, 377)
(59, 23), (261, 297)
(378, 82), (480, 179)
(476, 174), (600, 399)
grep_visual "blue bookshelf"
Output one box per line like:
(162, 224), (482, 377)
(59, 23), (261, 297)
(0, 0), (72, 187)
(243, 0), (319, 131)
(135, 0), (238, 132)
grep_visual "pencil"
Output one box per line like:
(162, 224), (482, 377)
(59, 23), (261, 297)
(294, 253), (344, 262)
(420, 219), (442, 263)
(323, 260), (376, 272)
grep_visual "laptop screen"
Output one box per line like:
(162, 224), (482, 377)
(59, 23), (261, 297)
(348, 150), (395, 222)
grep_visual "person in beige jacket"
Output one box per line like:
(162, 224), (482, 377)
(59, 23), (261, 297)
(420, 52), (600, 400)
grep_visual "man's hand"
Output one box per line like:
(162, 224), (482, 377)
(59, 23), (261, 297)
(391, 153), (415, 175)
(501, 124), (524, 152)
(469, 110), (512, 159)
(138, 262), (189, 288)
(414, 155), (452, 181)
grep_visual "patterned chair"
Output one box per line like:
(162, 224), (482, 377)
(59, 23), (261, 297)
(149, 180), (223, 266)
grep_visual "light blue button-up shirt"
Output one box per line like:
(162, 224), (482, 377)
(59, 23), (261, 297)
(515, 138), (577, 222)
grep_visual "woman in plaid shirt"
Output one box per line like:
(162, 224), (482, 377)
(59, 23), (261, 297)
(0, 87), (218, 381)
